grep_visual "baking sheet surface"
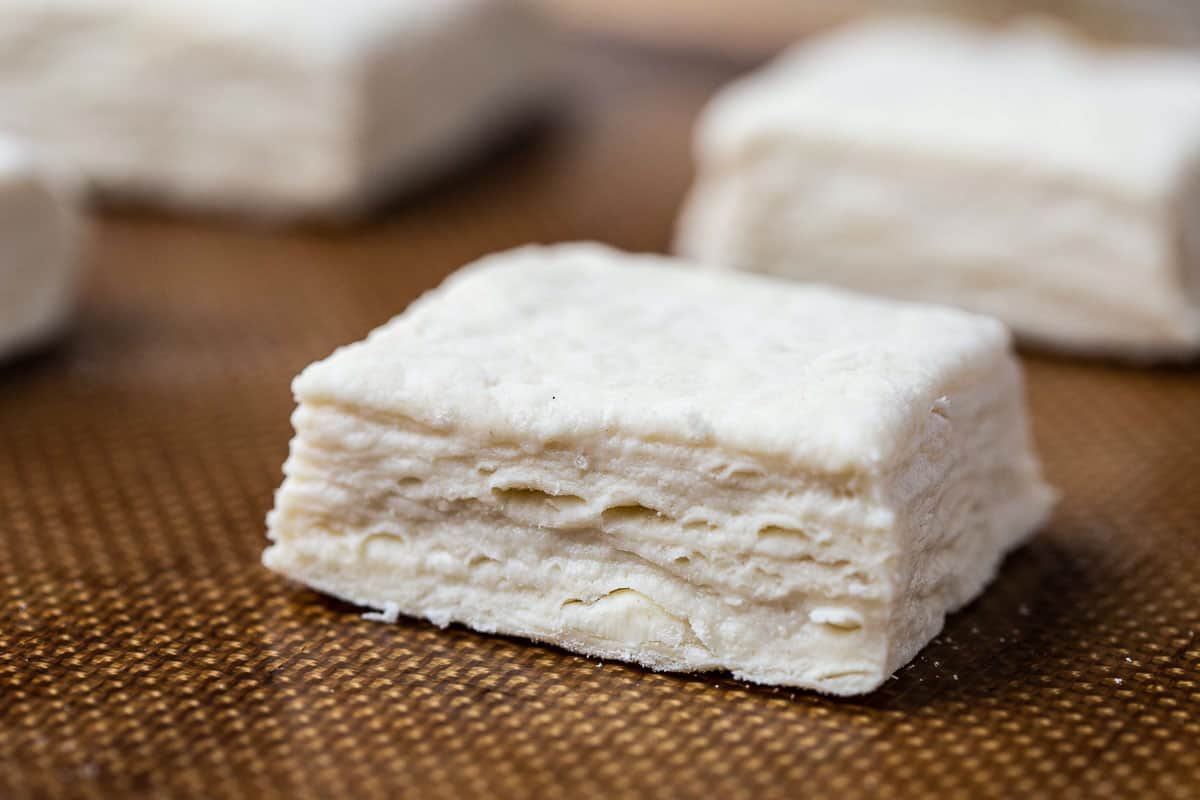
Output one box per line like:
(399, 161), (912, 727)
(1, 43), (1197, 800)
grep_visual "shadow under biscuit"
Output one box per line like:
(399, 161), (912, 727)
(0, 328), (78, 379)
(850, 531), (1108, 712)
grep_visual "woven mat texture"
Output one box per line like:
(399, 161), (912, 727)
(1, 42), (1197, 800)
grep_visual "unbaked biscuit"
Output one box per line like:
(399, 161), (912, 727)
(0, 0), (556, 219)
(263, 243), (1054, 695)
(677, 17), (1200, 361)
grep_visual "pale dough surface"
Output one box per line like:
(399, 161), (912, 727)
(265, 243), (1055, 694)
(0, 0), (557, 219)
(676, 16), (1200, 360)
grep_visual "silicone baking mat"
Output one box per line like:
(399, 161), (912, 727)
(1, 41), (1197, 800)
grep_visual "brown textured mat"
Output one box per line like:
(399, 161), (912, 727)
(1, 41), (1198, 800)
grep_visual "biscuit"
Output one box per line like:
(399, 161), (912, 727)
(0, 0), (556, 219)
(264, 243), (1055, 695)
(677, 17), (1200, 360)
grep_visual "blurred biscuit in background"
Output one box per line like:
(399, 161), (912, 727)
(0, 0), (558, 222)
(675, 16), (1200, 361)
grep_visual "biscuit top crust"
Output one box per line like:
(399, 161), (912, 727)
(5, 0), (499, 64)
(697, 16), (1200, 201)
(295, 243), (1011, 473)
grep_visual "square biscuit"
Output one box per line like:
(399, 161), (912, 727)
(264, 243), (1055, 695)
(0, 0), (556, 219)
(676, 16), (1200, 361)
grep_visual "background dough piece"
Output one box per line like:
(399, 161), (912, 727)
(676, 16), (1200, 361)
(0, 0), (558, 220)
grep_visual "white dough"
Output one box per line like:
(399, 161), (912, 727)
(676, 16), (1200, 361)
(263, 243), (1055, 695)
(0, 0), (556, 219)
(0, 137), (82, 361)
